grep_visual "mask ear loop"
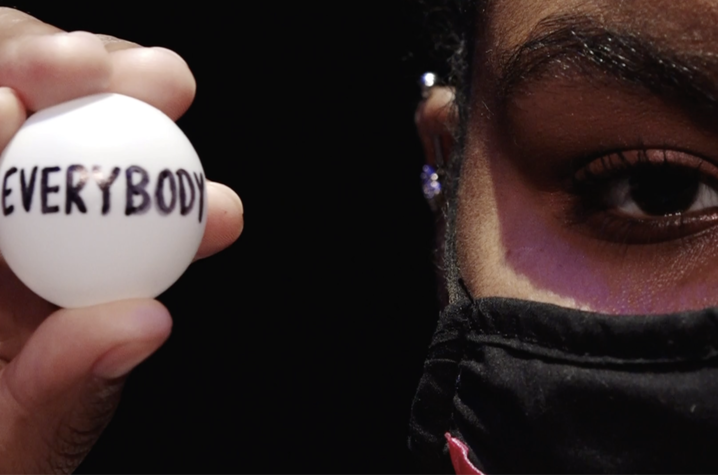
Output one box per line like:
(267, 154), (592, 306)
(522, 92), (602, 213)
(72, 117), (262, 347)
(457, 278), (474, 305)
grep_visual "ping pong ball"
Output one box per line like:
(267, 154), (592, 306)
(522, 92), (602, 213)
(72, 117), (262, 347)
(0, 93), (206, 308)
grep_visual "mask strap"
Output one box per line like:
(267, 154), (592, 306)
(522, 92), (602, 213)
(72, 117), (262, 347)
(455, 277), (473, 306)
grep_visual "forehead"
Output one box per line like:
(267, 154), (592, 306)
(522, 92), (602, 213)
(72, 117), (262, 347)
(486, 0), (718, 60)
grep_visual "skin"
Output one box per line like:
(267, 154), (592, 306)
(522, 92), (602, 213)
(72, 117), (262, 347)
(419, 0), (718, 315)
(0, 8), (243, 472)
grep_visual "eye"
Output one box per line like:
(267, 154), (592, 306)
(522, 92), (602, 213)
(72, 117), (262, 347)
(570, 149), (718, 243)
(605, 165), (718, 217)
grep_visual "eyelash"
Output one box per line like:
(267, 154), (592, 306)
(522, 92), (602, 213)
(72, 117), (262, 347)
(567, 149), (718, 244)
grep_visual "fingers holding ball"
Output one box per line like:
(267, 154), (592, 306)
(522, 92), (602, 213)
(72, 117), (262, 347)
(0, 7), (196, 119)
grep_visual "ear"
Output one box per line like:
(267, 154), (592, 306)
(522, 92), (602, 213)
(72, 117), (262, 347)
(415, 85), (456, 175)
(415, 86), (457, 214)
(415, 86), (457, 307)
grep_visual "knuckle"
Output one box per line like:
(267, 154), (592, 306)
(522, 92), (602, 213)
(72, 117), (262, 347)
(44, 378), (125, 473)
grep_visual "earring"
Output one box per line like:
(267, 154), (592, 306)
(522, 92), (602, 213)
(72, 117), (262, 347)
(419, 72), (444, 212)
(421, 164), (442, 211)
(420, 72), (438, 98)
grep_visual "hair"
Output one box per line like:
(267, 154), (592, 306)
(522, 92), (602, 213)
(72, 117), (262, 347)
(424, 0), (480, 126)
(423, 0), (482, 303)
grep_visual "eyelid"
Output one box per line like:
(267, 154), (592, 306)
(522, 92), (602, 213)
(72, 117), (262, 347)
(575, 149), (718, 182)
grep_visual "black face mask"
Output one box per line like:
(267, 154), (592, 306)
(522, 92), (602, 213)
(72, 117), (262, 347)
(409, 297), (718, 473)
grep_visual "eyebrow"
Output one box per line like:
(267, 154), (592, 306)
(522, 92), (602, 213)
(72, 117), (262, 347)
(498, 14), (718, 117)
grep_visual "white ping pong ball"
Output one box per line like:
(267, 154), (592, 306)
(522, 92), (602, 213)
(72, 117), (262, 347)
(0, 93), (207, 308)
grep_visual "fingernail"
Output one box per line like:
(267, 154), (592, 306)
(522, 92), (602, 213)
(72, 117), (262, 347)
(208, 181), (243, 216)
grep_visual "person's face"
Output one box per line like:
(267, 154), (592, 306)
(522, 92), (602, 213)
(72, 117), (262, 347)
(454, 0), (718, 314)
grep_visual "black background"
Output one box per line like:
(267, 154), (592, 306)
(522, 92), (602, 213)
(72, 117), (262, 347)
(6, 2), (444, 472)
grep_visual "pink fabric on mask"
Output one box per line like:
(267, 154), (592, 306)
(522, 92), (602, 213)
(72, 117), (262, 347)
(445, 433), (484, 475)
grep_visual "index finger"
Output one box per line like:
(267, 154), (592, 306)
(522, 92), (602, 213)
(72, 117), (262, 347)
(0, 8), (195, 119)
(0, 7), (111, 111)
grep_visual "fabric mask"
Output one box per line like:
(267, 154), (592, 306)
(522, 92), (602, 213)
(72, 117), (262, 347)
(409, 297), (718, 473)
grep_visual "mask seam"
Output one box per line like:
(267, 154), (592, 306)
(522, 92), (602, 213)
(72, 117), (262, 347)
(465, 333), (718, 365)
(470, 299), (718, 363)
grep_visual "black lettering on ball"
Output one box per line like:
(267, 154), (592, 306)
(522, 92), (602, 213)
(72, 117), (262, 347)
(177, 169), (195, 216)
(2, 167), (17, 216)
(155, 169), (177, 215)
(125, 166), (150, 216)
(193, 172), (205, 223)
(41, 167), (60, 214)
(20, 166), (37, 212)
(92, 166), (121, 215)
(65, 165), (88, 215)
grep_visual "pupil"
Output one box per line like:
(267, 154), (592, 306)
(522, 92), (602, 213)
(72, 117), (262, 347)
(629, 166), (699, 216)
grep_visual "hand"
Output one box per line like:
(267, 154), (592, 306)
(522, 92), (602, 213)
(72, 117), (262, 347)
(0, 8), (243, 472)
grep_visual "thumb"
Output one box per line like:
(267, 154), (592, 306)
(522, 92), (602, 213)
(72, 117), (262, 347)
(0, 299), (171, 473)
